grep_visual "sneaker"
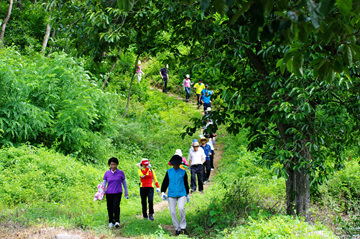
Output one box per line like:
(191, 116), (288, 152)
(149, 214), (154, 220)
(108, 222), (114, 228)
(211, 168), (214, 171)
(115, 222), (120, 228)
(181, 229), (188, 234)
(175, 230), (181, 236)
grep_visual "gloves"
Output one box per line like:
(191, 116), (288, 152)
(156, 188), (160, 193)
(147, 164), (151, 169)
(161, 192), (167, 201)
(187, 194), (190, 203)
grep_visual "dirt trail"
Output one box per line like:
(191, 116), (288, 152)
(145, 87), (224, 236)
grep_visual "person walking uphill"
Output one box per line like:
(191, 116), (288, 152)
(137, 158), (160, 220)
(103, 157), (129, 228)
(193, 79), (205, 107)
(188, 141), (206, 193)
(183, 74), (192, 102)
(161, 155), (190, 236)
(160, 64), (169, 93)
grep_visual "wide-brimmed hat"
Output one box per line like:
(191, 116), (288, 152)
(174, 149), (183, 157)
(199, 137), (209, 143)
(186, 74), (190, 78)
(140, 158), (150, 165)
(169, 155), (182, 165)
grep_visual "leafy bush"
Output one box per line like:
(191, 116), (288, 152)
(225, 214), (337, 239)
(0, 48), (120, 161)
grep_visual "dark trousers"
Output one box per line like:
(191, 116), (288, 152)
(191, 164), (204, 192)
(203, 102), (211, 113)
(106, 193), (122, 223)
(210, 150), (214, 168)
(163, 78), (168, 93)
(140, 187), (154, 217)
(185, 87), (191, 100)
(196, 94), (202, 106)
(203, 160), (211, 181)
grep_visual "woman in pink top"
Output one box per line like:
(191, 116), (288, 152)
(136, 61), (145, 83)
(183, 74), (192, 102)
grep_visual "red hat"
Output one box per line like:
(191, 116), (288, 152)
(140, 158), (150, 165)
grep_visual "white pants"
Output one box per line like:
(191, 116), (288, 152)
(168, 196), (186, 231)
(137, 73), (142, 83)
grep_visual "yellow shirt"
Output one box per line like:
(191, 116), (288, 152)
(194, 83), (205, 94)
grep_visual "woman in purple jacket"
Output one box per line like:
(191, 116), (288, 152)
(103, 157), (129, 228)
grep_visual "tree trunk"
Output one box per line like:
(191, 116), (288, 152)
(42, 23), (51, 53)
(123, 54), (141, 117)
(286, 164), (311, 222)
(102, 48), (122, 90)
(0, 0), (14, 46)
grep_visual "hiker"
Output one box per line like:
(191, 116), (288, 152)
(193, 79), (205, 107)
(188, 141), (206, 193)
(136, 61), (145, 83)
(183, 74), (192, 102)
(160, 64), (169, 93)
(201, 85), (212, 114)
(137, 158), (160, 220)
(199, 137), (212, 183)
(168, 149), (189, 170)
(161, 155), (190, 236)
(207, 135), (215, 171)
(103, 157), (129, 228)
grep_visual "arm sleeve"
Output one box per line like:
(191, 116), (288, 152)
(122, 178), (128, 195)
(138, 168), (149, 178)
(161, 172), (169, 193)
(152, 169), (160, 188)
(184, 172), (190, 195)
(102, 180), (107, 187)
(182, 157), (189, 167)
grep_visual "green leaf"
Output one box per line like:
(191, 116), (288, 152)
(201, 0), (211, 11)
(319, 0), (335, 17)
(343, 45), (353, 66)
(117, 0), (135, 12)
(230, 1), (254, 24)
(336, 0), (352, 15)
(214, 0), (228, 15)
(261, 0), (274, 16)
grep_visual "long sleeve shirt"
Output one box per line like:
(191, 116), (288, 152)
(138, 168), (160, 188)
(103, 169), (128, 195)
(161, 168), (189, 197)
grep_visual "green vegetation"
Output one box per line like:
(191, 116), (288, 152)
(2, 0), (360, 238)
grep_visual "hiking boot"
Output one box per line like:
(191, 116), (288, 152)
(149, 214), (154, 220)
(175, 230), (181, 236)
(115, 222), (120, 228)
(108, 222), (114, 228)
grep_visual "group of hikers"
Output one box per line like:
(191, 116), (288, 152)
(99, 125), (217, 236)
(101, 63), (216, 236)
(159, 65), (213, 114)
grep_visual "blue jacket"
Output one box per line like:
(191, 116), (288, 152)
(200, 144), (211, 161)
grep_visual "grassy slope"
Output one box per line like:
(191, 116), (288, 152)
(0, 77), (338, 239)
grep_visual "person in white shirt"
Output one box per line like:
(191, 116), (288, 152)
(188, 141), (206, 193)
